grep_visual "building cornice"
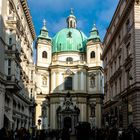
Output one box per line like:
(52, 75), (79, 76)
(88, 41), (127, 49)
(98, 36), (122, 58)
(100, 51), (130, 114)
(20, 0), (36, 40)
(104, 82), (140, 108)
(49, 64), (88, 70)
(102, 0), (134, 58)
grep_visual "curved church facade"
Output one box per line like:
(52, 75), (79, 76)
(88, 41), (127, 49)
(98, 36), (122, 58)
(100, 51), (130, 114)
(35, 10), (104, 132)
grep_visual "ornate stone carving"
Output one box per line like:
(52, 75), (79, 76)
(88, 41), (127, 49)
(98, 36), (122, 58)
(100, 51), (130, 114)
(135, 0), (140, 4)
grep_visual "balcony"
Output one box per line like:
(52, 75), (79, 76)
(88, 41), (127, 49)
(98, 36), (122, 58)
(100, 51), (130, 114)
(6, 75), (21, 91)
(6, 15), (16, 25)
(0, 71), (6, 81)
(109, 66), (123, 84)
(15, 49), (22, 62)
(5, 46), (22, 62)
(124, 54), (133, 71)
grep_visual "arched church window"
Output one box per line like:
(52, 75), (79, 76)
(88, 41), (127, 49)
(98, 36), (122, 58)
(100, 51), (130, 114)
(42, 77), (47, 85)
(90, 76), (95, 88)
(64, 76), (72, 90)
(74, 22), (76, 28)
(66, 57), (73, 63)
(70, 20), (72, 27)
(91, 51), (95, 58)
(42, 51), (47, 58)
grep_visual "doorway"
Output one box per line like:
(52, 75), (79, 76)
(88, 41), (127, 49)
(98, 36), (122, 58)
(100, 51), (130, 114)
(64, 117), (72, 129)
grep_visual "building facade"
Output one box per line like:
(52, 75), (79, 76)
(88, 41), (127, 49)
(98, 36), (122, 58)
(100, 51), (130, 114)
(0, 0), (36, 130)
(35, 10), (104, 132)
(102, 0), (140, 128)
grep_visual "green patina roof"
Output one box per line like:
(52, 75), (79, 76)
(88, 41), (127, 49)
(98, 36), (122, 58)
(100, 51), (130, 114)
(52, 28), (87, 53)
(38, 22), (51, 41)
(88, 24), (100, 42)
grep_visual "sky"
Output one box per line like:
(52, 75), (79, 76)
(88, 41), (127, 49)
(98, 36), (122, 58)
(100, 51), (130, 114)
(28, 0), (119, 41)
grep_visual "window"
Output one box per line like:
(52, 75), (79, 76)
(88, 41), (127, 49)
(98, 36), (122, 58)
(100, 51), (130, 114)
(80, 55), (84, 61)
(90, 51), (95, 58)
(42, 77), (47, 85)
(119, 77), (122, 92)
(105, 57), (107, 66)
(115, 81), (117, 95)
(119, 56), (121, 66)
(90, 105), (95, 117)
(111, 65), (113, 76)
(64, 77), (72, 90)
(114, 42), (116, 52)
(90, 76), (95, 88)
(8, 59), (11, 66)
(8, 59), (11, 75)
(126, 19), (130, 31)
(118, 35), (121, 44)
(110, 48), (112, 57)
(42, 106), (47, 117)
(31, 70), (33, 81)
(67, 31), (72, 38)
(66, 57), (73, 63)
(8, 68), (11, 75)
(9, 37), (12, 45)
(126, 43), (130, 56)
(42, 51), (47, 58)
(114, 61), (116, 71)
(70, 20), (72, 27)
(127, 69), (133, 86)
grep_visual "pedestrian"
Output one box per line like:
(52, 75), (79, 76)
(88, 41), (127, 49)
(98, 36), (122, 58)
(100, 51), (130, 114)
(61, 127), (70, 140)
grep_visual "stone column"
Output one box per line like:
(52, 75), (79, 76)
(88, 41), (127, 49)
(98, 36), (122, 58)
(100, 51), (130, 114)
(35, 102), (42, 129)
(78, 72), (81, 90)
(96, 101), (102, 128)
(96, 72), (99, 92)
(59, 72), (63, 90)
(73, 73), (78, 91)
(56, 72), (59, 91)
(50, 103), (57, 129)
(81, 72), (84, 91)
(51, 72), (56, 91)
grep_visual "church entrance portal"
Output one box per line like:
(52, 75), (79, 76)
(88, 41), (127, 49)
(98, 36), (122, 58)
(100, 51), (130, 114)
(64, 117), (72, 129)
(57, 92), (80, 134)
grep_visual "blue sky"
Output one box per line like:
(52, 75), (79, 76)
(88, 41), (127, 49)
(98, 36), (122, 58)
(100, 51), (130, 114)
(28, 0), (119, 41)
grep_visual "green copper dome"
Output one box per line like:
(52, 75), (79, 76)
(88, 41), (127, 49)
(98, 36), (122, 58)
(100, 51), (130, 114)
(52, 28), (87, 53)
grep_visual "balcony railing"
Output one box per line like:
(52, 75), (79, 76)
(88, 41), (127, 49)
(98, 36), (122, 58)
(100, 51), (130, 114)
(6, 75), (21, 90)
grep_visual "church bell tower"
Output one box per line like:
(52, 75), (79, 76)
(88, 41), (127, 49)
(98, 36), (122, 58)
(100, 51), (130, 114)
(36, 20), (52, 67)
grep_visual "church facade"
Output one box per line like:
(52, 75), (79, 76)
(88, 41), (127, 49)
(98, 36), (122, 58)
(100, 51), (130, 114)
(35, 10), (104, 132)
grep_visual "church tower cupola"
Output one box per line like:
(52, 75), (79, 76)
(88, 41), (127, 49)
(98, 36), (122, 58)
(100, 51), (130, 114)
(38, 19), (51, 41)
(67, 8), (77, 28)
(88, 24), (100, 42)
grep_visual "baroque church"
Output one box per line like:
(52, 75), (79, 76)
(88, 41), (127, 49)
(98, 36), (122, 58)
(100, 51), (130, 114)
(35, 10), (104, 132)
